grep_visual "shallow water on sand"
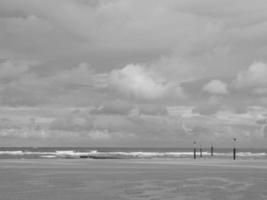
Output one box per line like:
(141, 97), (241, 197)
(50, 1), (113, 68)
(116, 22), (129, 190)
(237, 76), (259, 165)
(0, 159), (266, 200)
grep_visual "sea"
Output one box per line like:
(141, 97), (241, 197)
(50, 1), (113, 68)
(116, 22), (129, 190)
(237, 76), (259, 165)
(0, 147), (266, 160)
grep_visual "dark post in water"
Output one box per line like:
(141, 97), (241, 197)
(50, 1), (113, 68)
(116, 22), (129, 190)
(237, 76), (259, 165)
(200, 145), (203, 158)
(193, 141), (197, 159)
(233, 138), (237, 160)
(211, 144), (214, 157)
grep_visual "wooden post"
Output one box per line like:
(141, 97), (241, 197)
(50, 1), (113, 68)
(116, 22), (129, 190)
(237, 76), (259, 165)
(233, 138), (237, 160)
(233, 148), (236, 160)
(211, 145), (214, 157)
(200, 145), (203, 158)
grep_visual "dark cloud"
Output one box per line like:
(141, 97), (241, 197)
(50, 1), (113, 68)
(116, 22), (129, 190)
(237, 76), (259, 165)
(90, 100), (133, 115)
(192, 96), (222, 115)
(0, 86), (45, 106)
(256, 119), (267, 125)
(138, 104), (168, 116)
(189, 126), (213, 137)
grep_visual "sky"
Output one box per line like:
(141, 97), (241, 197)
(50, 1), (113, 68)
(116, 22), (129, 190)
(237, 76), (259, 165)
(0, 0), (267, 147)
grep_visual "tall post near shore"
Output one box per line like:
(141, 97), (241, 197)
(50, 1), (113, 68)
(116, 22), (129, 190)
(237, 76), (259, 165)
(233, 138), (237, 160)
(200, 145), (203, 158)
(193, 141), (196, 159)
(211, 144), (214, 157)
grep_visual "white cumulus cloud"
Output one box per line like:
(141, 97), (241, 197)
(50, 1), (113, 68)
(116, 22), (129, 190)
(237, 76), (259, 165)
(109, 64), (184, 100)
(203, 79), (228, 94)
(234, 62), (267, 89)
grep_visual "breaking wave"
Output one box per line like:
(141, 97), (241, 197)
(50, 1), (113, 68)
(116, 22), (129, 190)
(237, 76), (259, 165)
(0, 149), (266, 159)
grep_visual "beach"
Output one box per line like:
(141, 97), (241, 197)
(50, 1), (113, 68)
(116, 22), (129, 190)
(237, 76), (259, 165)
(0, 159), (266, 200)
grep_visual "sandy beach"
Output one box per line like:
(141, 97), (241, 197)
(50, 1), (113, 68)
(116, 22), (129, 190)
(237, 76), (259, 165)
(0, 159), (266, 200)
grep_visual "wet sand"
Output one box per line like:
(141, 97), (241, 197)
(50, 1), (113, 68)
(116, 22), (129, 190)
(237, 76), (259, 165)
(0, 159), (267, 200)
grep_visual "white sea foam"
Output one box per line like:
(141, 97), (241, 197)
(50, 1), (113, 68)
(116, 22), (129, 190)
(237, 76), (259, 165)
(0, 150), (266, 159)
(213, 152), (267, 157)
(236, 152), (266, 157)
(54, 150), (96, 157)
(0, 151), (24, 155)
(105, 151), (194, 158)
(41, 155), (57, 158)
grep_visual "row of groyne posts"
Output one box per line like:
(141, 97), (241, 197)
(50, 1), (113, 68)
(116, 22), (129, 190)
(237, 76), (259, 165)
(193, 138), (237, 160)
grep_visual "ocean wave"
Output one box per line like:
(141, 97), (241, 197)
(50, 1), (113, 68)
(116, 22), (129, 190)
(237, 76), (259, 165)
(0, 150), (266, 159)
(0, 151), (24, 155)
(40, 155), (57, 158)
(0, 150), (97, 157)
(105, 151), (194, 158)
(54, 150), (97, 158)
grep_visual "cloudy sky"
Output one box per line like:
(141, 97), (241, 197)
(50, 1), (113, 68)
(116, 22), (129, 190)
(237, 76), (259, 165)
(0, 0), (267, 147)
